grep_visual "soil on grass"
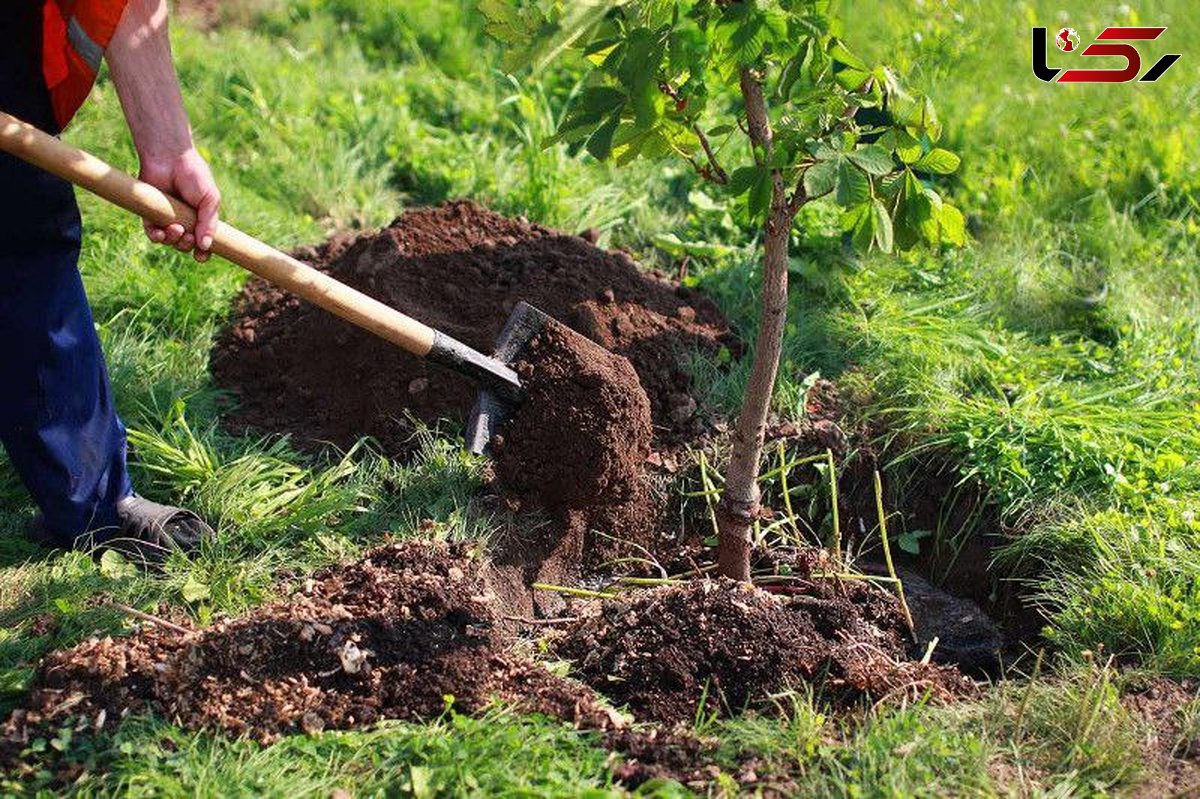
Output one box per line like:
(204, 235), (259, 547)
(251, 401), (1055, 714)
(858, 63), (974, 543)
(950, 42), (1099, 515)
(557, 576), (975, 725)
(211, 201), (734, 455)
(491, 320), (655, 572)
(1, 541), (620, 747)
(2, 541), (986, 791)
(1123, 678), (1200, 797)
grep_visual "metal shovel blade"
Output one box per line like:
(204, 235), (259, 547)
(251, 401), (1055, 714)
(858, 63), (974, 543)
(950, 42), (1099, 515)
(464, 301), (552, 454)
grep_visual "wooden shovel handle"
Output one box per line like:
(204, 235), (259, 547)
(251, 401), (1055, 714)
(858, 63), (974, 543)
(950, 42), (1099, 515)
(0, 111), (436, 357)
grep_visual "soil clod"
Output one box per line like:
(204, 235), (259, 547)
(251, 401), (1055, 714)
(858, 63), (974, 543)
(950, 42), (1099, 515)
(492, 320), (656, 571)
(212, 201), (733, 455)
(557, 578), (974, 725)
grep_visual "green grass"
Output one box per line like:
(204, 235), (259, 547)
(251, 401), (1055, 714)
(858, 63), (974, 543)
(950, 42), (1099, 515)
(4, 709), (625, 797)
(3, 0), (1200, 793)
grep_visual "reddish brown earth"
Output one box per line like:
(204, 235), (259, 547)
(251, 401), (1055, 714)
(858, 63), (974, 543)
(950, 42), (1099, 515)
(558, 577), (974, 724)
(1, 542), (621, 747)
(492, 320), (656, 571)
(1124, 678), (1200, 797)
(211, 201), (734, 456)
(1, 540), (973, 790)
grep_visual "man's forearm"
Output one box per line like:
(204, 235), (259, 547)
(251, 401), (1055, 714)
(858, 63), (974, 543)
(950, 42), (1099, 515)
(104, 0), (220, 259)
(106, 0), (193, 161)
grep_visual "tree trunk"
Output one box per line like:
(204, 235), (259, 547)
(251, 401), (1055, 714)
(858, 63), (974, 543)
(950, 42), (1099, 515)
(716, 70), (795, 581)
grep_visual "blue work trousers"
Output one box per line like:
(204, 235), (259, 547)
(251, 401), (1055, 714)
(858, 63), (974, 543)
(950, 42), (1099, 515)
(2, 5), (133, 543)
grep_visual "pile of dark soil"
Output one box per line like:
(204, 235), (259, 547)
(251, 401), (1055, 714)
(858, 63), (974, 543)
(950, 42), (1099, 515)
(2, 542), (619, 746)
(558, 578), (974, 724)
(211, 201), (733, 455)
(492, 320), (655, 569)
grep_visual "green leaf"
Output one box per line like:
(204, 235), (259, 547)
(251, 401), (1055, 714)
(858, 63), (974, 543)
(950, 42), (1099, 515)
(877, 170), (904, 197)
(615, 125), (671, 166)
(631, 79), (665, 128)
(847, 144), (895, 176)
(777, 42), (811, 100)
(99, 549), (136, 580)
(706, 124), (735, 137)
(803, 159), (838, 198)
(717, 3), (787, 67)
(871, 198), (893, 253)
(834, 66), (870, 91)
(748, 169), (774, 222)
(575, 86), (627, 121)
(894, 129), (922, 164)
(181, 574), (211, 603)
(478, 0), (538, 46)
(915, 148), (961, 175)
(729, 165), (764, 197)
(847, 202), (875, 252)
(652, 233), (735, 259)
(835, 160), (870, 206)
(616, 28), (666, 89)
(898, 529), (931, 555)
(829, 39), (869, 72)
(938, 203), (967, 246)
(915, 192), (940, 243)
(585, 112), (621, 161)
(830, 40), (871, 91)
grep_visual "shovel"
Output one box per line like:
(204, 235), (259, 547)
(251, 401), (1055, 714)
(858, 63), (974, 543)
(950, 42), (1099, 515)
(0, 111), (545, 454)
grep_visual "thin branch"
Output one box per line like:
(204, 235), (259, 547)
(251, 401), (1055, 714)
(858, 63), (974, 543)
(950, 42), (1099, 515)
(739, 68), (775, 156)
(740, 67), (792, 224)
(693, 124), (729, 184)
(658, 80), (728, 184)
(501, 615), (580, 626)
(787, 180), (809, 217)
(103, 601), (191, 635)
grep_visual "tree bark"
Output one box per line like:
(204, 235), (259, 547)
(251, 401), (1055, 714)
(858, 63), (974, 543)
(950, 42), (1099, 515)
(716, 70), (795, 581)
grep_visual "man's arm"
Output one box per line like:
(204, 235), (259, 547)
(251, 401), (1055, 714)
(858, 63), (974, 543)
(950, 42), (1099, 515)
(105, 0), (219, 262)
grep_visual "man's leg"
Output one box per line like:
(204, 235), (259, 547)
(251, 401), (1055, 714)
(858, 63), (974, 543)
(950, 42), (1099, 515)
(0, 169), (134, 546)
(0, 7), (210, 558)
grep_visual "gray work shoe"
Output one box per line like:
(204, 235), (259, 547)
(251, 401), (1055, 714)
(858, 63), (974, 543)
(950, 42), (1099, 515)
(26, 496), (213, 565)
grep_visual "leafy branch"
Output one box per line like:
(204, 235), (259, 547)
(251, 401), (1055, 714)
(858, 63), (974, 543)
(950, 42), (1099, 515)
(481, 0), (967, 579)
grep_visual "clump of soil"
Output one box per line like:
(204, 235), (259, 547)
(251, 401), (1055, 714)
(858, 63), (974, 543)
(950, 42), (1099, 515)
(492, 320), (655, 569)
(211, 201), (733, 455)
(558, 578), (974, 724)
(2, 542), (619, 746)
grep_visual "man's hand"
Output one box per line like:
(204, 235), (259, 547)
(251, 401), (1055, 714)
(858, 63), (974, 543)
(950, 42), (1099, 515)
(105, 0), (220, 263)
(138, 149), (220, 263)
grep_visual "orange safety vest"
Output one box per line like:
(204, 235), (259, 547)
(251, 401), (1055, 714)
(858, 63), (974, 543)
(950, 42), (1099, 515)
(41, 0), (129, 130)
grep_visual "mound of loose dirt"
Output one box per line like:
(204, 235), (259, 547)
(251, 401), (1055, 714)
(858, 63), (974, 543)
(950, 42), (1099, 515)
(492, 320), (655, 570)
(558, 578), (974, 724)
(211, 201), (734, 455)
(2, 542), (619, 747)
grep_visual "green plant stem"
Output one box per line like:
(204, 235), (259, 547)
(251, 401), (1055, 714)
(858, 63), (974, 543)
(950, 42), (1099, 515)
(874, 470), (916, 640)
(778, 440), (802, 544)
(531, 583), (616, 599)
(1014, 647), (1046, 739)
(827, 448), (841, 563)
